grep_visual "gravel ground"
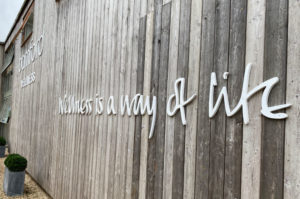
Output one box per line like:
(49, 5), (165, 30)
(0, 151), (51, 199)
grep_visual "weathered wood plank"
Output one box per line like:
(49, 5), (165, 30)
(61, 1), (71, 197)
(224, 0), (246, 198)
(99, 0), (113, 197)
(52, 2), (69, 198)
(33, 0), (48, 191)
(76, 0), (90, 198)
(89, 0), (104, 198)
(183, 0), (202, 198)
(125, 0), (141, 197)
(284, 0), (300, 198)
(139, 11), (154, 199)
(146, 0), (162, 198)
(82, 0), (96, 198)
(172, 0), (192, 198)
(148, 2), (171, 199)
(86, 0), (101, 197)
(162, 0), (180, 198)
(94, 0), (108, 198)
(131, 16), (147, 199)
(208, 0), (231, 197)
(194, 0), (215, 197)
(105, 0), (121, 198)
(261, 0), (288, 198)
(48, 2), (62, 196)
(113, 0), (128, 197)
(119, 0), (135, 197)
(241, 0), (266, 198)
(71, 1), (89, 198)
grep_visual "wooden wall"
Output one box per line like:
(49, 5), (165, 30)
(6, 0), (300, 198)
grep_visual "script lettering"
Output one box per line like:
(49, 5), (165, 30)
(209, 63), (291, 123)
(166, 78), (197, 125)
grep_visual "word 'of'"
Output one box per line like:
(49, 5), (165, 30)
(59, 64), (291, 139)
(59, 78), (193, 139)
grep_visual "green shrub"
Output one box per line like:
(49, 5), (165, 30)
(4, 154), (27, 172)
(0, 137), (6, 146)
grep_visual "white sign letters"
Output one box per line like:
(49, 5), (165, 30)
(21, 72), (36, 88)
(19, 32), (44, 88)
(166, 78), (197, 125)
(209, 63), (291, 124)
(58, 63), (291, 139)
(19, 32), (44, 72)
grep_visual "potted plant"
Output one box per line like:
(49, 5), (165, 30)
(0, 137), (6, 158)
(3, 154), (27, 196)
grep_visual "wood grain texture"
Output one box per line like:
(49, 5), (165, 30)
(172, 0), (191, 198)
(125, 0), (141, 198)
(113, 0), (128, 198)
(208, 0), (230, 197)
(241, 0), (266, 198)
(224, 0), (246, 198)
(99, 0), (111, 198)
(182, 0), (201, 198)
(139, 11), (154, 199)
(284, 0), (300, 198)
(261, 0), (288, 198)
(131, 15), (147, 199)
(146, 0), (163, 198)
(104, 0), (120, 198)
(162, 0), (180, 198)
(195, 0), (215, 198)
(150, 3), (171, 199)
(2, 0), (299, 199)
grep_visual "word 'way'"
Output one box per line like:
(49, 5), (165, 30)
(59, 63), (291, 139)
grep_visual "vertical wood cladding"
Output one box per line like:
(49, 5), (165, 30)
(261, 0), (288, 198)
(7, 0), (299, 198)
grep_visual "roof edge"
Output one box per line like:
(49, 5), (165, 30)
(2, 0), (30, 44)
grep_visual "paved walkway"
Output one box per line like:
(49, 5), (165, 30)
(0, 151), (50, 199)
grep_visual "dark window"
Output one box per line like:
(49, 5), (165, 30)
(21, 3), (34, 46)
(0, 66), (13, 124)
(2, 45), (14, 72)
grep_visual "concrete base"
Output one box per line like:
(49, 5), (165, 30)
(0, 146), (5, 158)
(3, 167), (25, 196)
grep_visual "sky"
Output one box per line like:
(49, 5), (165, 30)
(0, 0), (24, 42)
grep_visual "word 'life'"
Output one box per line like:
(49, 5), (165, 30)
(58, 63), (291, 139)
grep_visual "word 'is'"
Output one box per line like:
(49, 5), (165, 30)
(59, 63), (291, 139)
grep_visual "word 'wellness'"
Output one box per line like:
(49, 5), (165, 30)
(58, 63), (291, 139)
